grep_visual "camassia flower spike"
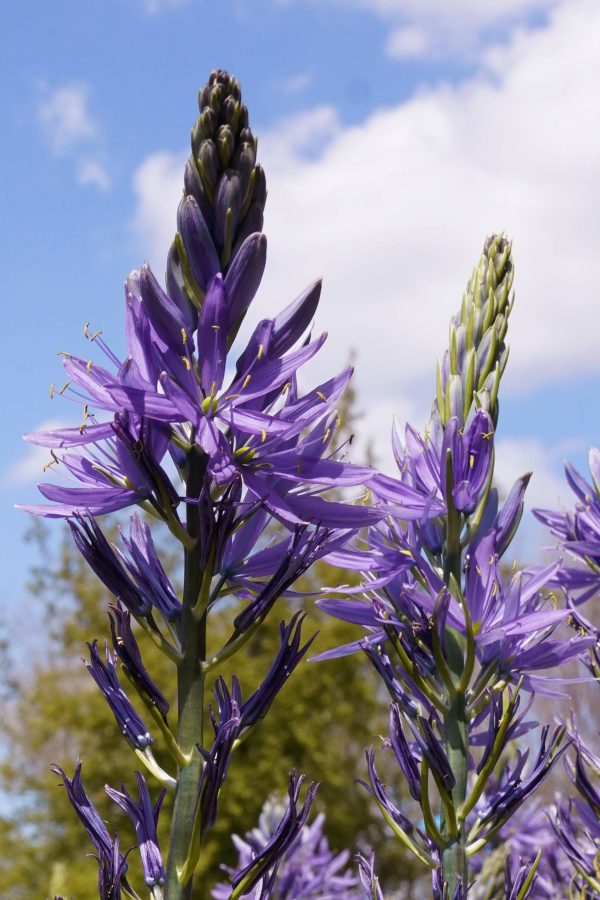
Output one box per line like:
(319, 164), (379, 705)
(23, 69), (384, 899)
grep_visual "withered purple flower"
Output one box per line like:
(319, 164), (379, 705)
(105, 772), (166, 888)
(84, 640), (153, 750)
(51, 761), (129, 899)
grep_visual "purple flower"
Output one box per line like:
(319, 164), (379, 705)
(239, 612), (316, 728)
(474, 726), (568, 840)
(50, 761), (129, 900)
(197, 680), (243, 832)
(213, 801), (360, 899)
(108, 605), (170, 717)
(368, 410), (494, 521)
(227, 772), (319, 897)
(105, 772), (166, 887)
(355, 851), (384, 900)
(84, 640), (153, 749)
(116, 513), (182, 621)
(68, 515), (153, 617)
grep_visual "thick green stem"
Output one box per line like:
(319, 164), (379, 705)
(441, 453), (469, 892)
(165, 446), (207, 899)
(442, 688), (468, 891)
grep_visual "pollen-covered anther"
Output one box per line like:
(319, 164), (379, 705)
(83, 322), (90, 338)
(201, 395), (218, 415)
(181, 327), (188, 345)
(90, 330), (102, 341)
(242, 374), (251, 390)
(322, 428), (331, 444)
(59, 382), (70, 395)
(49, 383), (55, 399)
(181, 356), (191, 371)
(316, 391), (327, 402)
(469, 453), (475, 469)
(261, 429), (267, 443)
(86, 360), (93, 372)
(43, 450), (60, 472)
(234, 445), (255, 460)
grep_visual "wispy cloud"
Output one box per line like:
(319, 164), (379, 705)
(278, 72), (314, 95)
(137, 0), (189, 14)
(287, 0), (563, 60)
(4, 420), (70, 487)
(37, 82), (97, 155)
(36, 81), (111, 190)
(76, 159), (111, 191)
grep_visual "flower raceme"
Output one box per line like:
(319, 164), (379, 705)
(21, 68), (401, 899)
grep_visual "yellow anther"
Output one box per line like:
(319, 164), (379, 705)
(473, 621), (481, 636)
(91, 330), (102, 341)
(181, 356), (191, 370)
(59, 382), (70, 395)
(316, 391), (327, 402)
(492, 581), (498, 597)
(224, 393), (241, 401)
(469, 453), (475, 469)
(512, 560), (517, 572)
(211, 324), (220, 332)
(322, 428), (331, 444)
(488, 554), (495, 565)
(83, 322), (90, 338)
(79, 421), (87, 434)
(361, 489), (371, 506)
(181, 327), (188, 344)
(475, 564), (482, 576)
(399, 549), (413, 557)
(43, 451), (59, 472)
(86, 360), (93, 372)
(234, 445), (255, 460)
(49, 383), (55, 399)
(335, 416), (342, 430)
(261, 429), (267, 443)
(83, 404), (89, 419)
(282, 381), (291, 394)
(297, 460), (302, 473)
(242, 374), (251, 390)
(481, 431), (493, 440)
(257, 343), (264, 360)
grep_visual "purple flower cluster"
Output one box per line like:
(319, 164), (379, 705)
(31, 70), (378, 898)
(314, 235), (591, 895)
(24, 68), (600, 899)
(212, 789), (360, 899)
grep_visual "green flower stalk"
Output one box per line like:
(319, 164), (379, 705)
(436, 234), (514, 430)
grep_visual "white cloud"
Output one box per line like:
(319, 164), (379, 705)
(386, 25), (430, 59)
(76, 159), (111, 191)
(278, 72), (314, 95)
(290, 0), (562, 59)
(5, 420), (71, 487)
(494, 437), (574, 512)
(37, 82), (97, 156)
(138, 0), (188, 12)
(130, 0), (600, 474)
(130, 150), (186, 269)
(36, 81), (111, 192)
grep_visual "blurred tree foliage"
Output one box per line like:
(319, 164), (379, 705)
(0, 515), (420, 899)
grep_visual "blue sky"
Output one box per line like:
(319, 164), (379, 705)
(3, 0), (600, 639)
